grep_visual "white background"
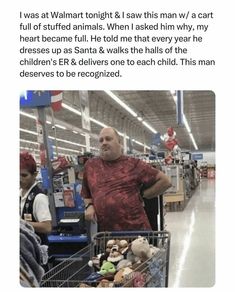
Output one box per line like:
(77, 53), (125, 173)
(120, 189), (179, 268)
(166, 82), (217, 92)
(0, 0), (234, 290)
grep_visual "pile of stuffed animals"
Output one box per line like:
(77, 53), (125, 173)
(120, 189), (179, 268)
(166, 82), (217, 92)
(79, 236), (162, 288)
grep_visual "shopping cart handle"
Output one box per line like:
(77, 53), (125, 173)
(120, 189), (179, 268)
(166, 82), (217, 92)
(102, 230), (154, 237)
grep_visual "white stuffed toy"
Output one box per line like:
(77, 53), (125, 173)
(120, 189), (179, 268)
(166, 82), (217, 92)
(131, 236), (159, 262)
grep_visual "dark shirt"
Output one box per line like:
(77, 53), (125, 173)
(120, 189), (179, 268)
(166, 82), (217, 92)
(81, 155), (159, 231)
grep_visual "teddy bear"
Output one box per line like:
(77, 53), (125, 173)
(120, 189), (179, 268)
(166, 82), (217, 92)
(131, 236), (159, 262)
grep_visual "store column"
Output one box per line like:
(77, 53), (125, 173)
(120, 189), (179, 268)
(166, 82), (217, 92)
(37, 107), (57, 227)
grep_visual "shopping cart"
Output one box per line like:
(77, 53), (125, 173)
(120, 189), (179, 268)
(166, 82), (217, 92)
(41, 230), (170, 288)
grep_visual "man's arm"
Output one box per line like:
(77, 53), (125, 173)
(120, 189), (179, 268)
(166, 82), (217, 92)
(84, 199), (97, 223)
(142, 171), (171, 199)
(29, 220), (52, 234)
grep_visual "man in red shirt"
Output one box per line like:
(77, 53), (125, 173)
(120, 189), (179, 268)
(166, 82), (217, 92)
(81, 127), (171, 231)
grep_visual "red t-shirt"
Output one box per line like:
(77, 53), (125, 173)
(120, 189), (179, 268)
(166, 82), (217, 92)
(81, 155), (159, 231)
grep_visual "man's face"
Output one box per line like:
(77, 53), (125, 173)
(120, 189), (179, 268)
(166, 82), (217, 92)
(20, 169), (36, 190)
(99, 128), (122, 161)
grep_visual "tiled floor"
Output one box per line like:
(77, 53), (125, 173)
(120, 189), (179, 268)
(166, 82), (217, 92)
(165, 179), (215, 287)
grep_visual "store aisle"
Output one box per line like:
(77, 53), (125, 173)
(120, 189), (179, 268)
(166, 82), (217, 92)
(165, 179), (215, 287)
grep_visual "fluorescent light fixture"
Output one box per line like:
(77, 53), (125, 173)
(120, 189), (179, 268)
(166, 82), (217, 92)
(142, 121), (157, 134)
(73, 130), (78, 134)
(183, 114), (191, 133)
(20, 146), (39, 152)
(20, 111), (36, 120)
(137, 117), (143, 122)
(105, 90), (138, 118)
(62, 103), (81, 115)
(20, 111), (51, 125)
(189, 133), (198, 150)
(20, 139), (38, 145)
(90, 117), (107, 128)
(20, 128), (37, 136)
(55, 124), (66, 130)
(53, 145), (79, 153)
(131, 138), (150, 150)
(118, 132), (130, 139)
(48, 135), (86, 148)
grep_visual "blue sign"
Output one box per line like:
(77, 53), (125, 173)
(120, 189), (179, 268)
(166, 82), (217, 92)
(176, 90), (184, 125)
(152, 132), (162, 145)
(191, 153), (203, 160)
(20, 91), (51, 108)
(40, 167), (50, 189)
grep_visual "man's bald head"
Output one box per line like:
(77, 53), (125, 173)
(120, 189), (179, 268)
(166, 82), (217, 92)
(99, 127), (122, 161)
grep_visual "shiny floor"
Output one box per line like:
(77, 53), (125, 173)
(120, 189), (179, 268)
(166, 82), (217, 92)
(165, 179), (215, 287)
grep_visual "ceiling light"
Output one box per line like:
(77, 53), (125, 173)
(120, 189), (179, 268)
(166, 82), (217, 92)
(90, 117), (107, 128)
(189, 133), (198, 150)
(20, 111), (36, 120)
(142, 121), (157, 134)
(137, 117), (143, 122)
(20, 128), (37, 136)
(53, 145), (80, 153)
(62, 103), (81, 115)
(20, 139), (39, 145)
(20, 146), (39, 152)
(105, 90), (138, 118)
(183, 114), (191, 133)
(73, 130), (78, 134)
(20, 111), (52, 125)
(48, 135), (86, 148)
(55, 124), (66, 130)
(118, 132), (130, 139)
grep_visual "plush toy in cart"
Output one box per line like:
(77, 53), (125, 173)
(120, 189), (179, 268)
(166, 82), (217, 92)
(113, 267), (134, 287)
(130, 236), (160, 262)
(88, 253), (109, 271)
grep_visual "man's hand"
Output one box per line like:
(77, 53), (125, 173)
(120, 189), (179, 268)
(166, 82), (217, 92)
(85, 205), (97, 223)
(143, 171), (171, 199)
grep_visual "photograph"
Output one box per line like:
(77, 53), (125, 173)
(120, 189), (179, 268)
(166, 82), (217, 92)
(19, 90), (215, 287)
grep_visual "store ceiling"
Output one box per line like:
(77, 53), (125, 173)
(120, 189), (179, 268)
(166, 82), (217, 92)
(20, 90), (215, 158)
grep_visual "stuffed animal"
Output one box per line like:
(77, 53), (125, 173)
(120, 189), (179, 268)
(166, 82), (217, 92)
(106, 239), (128, 254)
(107, 244), (124, 263)
(118, 239), (129, 254)
(99, 261), (116, 276)
(131, 236), (153, 261)
(88, 253), (108, 271)
(79, 283), (92, 288)
(126, 249), (141, 265)
(149, 244), (160, 257)
(132, 271), (146, 287)
(97, 279), (114, 288)
(106, 239), (117, 253)
(113, 267), (133, 287)
(116, 259), (132, 271)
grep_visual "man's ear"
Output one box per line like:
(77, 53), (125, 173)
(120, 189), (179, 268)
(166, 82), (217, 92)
(33, 171), (38, 178)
